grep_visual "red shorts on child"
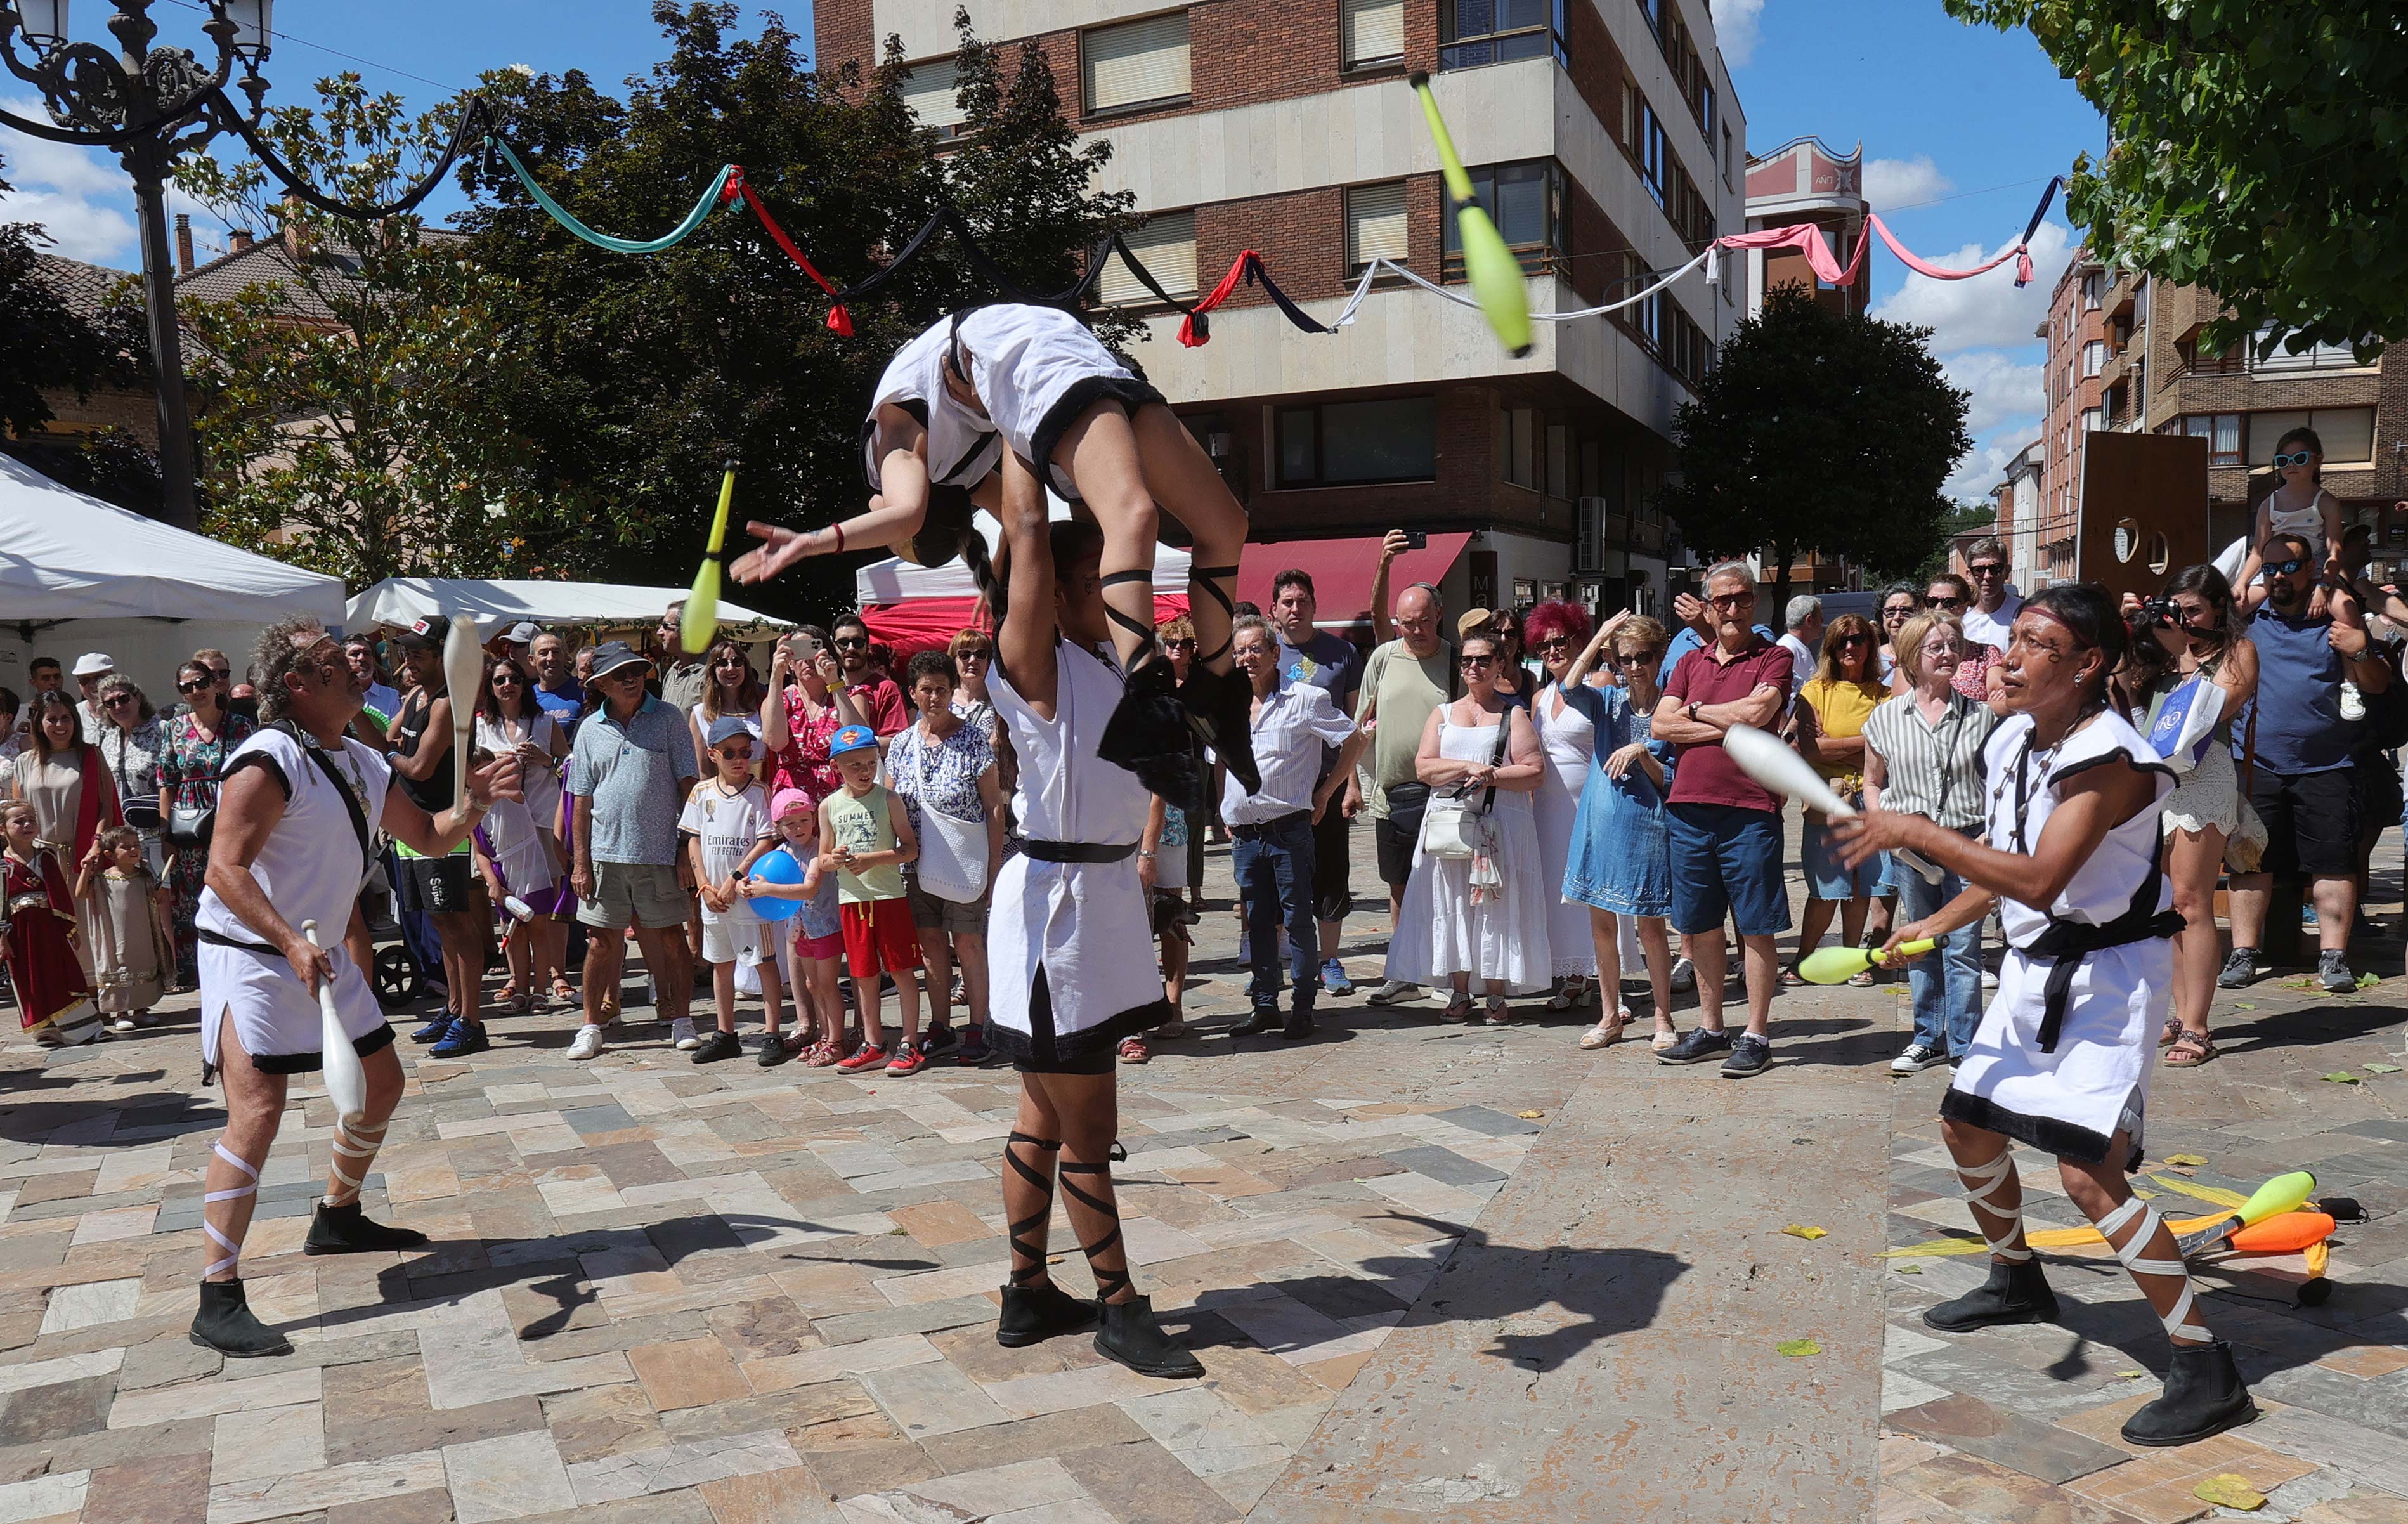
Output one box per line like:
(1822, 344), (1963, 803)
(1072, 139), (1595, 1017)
(840, 897), (918, 979)
(794, 927), (843, 962)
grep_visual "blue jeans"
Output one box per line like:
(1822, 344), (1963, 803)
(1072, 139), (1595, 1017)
(1899, 862), (1982, 1055)
(1233, 816), (1318, 1012)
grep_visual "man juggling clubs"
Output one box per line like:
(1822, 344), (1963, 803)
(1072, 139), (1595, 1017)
(190, 618), (521, 1358)
(733, 303), (1260, 804)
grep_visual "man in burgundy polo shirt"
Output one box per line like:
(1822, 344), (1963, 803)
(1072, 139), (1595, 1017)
(1651, 561), (1794, 1079)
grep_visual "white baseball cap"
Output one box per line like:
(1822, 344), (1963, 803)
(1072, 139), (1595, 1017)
(71, 653), (115, 677)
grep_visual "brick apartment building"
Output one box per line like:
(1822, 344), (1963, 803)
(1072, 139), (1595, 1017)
(815, 0), (1747, 625)
(2026, 250), (2408, 584)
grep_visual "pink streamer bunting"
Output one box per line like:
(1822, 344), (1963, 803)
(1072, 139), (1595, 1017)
(1715, 212), (2041, 290)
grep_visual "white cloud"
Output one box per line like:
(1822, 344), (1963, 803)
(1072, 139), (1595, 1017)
(1870, 218), (2073, 356)
(3, 102), (230, 268)
(1710, 0), (1764, 67)
(0, 184), (136, 262)
(1863, 155), (1953, 211)
(1943, 349), (2045, 438)
(1945, 430), (2040, 502)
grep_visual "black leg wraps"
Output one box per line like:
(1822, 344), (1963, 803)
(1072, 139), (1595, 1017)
(1059, 1143), (1202, 1379)
(996, 1131), (1097, 1348)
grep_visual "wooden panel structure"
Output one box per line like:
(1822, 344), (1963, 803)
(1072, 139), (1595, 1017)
(2074, 431), (2211, 599)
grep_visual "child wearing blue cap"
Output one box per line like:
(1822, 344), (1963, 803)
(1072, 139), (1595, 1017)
(680, 715), (786, 1066)
(818, 723), (928, 1076)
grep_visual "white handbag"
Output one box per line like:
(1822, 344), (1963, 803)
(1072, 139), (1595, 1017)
(915, 804), (990, 903)
(1419, 713), (1509, 861)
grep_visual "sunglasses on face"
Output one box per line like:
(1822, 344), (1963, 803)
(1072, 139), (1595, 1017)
(832, 637), (867, 649)
(1884, 606), (1915, 620)
(491, 674), (521, 686)
(958, 648), (989, 661)
(2261, 558), (2308, 579)
(1162, 638), (1196, 651)
(105, 694), (136, 707)
(1614, 650), (1657, 665)
(2273, 451), (2315, 469)
(1837, 634), (1872, 647)
(1967, 563), (2005, 578)
(1460, 654), (1497, 668)
(1929, 596), (1965, 609)
(1532, 635), (1572, 651)
(1708, 594), (1752, 610)
(176, 679), (209, 693)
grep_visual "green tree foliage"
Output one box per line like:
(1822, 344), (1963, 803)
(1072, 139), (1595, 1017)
(174, 75), (539, 587)
(1659, 286), (1971, 607)
(453, 3), (1139, 621)
(0, 152), (146, 436)
(1946, 0), (2408, 355)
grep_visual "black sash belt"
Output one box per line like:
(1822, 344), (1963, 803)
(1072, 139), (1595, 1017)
(2024, 897), (2182, 1052)
(200, 927), (282, 956)
(1017, 838), (1136, 864)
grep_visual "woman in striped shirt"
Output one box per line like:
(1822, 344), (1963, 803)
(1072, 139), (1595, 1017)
(1863, 613), (1998, 1072)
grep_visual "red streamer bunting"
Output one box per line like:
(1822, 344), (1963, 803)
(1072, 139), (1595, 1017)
(726, 166), (856, 336)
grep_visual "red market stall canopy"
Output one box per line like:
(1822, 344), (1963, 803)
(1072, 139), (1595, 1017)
(1235, 533), (1471, 629)
(854, 505), (1189, 658)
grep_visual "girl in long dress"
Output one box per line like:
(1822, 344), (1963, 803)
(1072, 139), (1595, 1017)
(1524, 600), (1604, 1010)
(76, 825), (174, 1031)
(1, 800), (98, 1046)
(1383, 632), (1552, 1020)
(10, 690), (121, 980)
(1837, 584), (2256, 1449)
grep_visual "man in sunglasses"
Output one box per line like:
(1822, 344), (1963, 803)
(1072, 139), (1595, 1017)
(2223, 532), (2388, 993)
(1959, 537), (2024, 658)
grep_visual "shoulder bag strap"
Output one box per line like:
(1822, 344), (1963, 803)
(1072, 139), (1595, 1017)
(1478, 707), (1509, 814)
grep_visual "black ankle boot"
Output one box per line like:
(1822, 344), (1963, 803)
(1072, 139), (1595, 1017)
(1094, 1294), (1204, 1379)
(996, 1280), (1098, 1348)
(190, 1279), (293, 1358)
(303, 1199), (430, 1256)
(1098, 672), (1205, 805)
(2121, 1339), (2256, 1447)
(1923, 1257), (2058, 1333)
(1178, 666), (1260, 795)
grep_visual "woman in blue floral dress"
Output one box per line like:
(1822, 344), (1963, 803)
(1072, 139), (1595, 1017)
(155, 661), (254, 986)
(1556, 614), (1678, 1051)
(887, 650), (1006, 1063)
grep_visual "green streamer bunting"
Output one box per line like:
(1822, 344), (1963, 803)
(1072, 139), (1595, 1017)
(488, 138), (734, 255)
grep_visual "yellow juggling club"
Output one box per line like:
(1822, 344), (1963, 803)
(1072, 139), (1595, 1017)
(1409, 70), (1532, 358)
(1797, 940), (1939, 985)
(683, 464), (736, 656)
(2174, 1170), (2319, 1257)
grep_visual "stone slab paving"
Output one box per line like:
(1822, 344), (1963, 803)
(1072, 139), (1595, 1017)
(0, 823), (2402, 1521)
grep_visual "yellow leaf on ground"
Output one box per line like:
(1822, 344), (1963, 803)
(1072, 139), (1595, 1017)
(2192, 1474), (2266, 1510)
(1894, 1264), (1922, 1274)
(1783, 1224), (1828, 1241)
(1775, 1338), (1820, 1357)
(1516, 1110), (1546, 1119)
(2324, 1072), (2364, 1084)
(2118, 1369), (2147, 1379)
(2166, 1152), (2207, 1166)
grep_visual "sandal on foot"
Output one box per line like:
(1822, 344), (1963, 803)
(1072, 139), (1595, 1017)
(2163, 1031), (2218, 1067)
(1484, 996), (1516, 1026)
(1118, 1036), (1150, 1064)
(2157, 1013), (2185, 1048)
(1579, 1008), (1632, 1050)
(1439, 994), (1474, 1024)
(1780, 965), (1807, 987)
(1651, 1027), (1680, 1053)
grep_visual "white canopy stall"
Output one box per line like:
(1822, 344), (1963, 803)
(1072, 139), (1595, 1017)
(347, 578), (795, 653)
(0, 452), (348, 700)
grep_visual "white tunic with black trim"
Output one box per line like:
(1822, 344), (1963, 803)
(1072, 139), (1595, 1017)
(1943, 709), (2175, 1162)
(985, 639), (1167, 1063)
(197, 727), (394, 1071)
(862, 320), (1003, 493)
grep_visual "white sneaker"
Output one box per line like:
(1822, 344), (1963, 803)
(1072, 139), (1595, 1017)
(1979, 969), (1999, 990)
(1891, 1043), (1946, 1074)
(109, 1015), (137, 1034)
(1670, 956), (1697, 993)
(567, 1024), (606, 1061)
(2341, 679), (2366, 721)
(670, 1017), (700, 1051)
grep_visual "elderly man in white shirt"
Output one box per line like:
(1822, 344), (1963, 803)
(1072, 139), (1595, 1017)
(1220, 616), (1369, 1043)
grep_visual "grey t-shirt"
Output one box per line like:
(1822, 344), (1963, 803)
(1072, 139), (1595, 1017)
(566, 694), (699, 865)
(1279, 630), (1364, 779)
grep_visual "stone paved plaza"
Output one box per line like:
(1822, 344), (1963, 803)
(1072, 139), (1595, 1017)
(1, 830), (2405, 1523)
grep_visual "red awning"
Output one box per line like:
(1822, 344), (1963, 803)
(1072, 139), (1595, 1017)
(859, 593), (1190, 660)
(1236, 533), (1471, 629)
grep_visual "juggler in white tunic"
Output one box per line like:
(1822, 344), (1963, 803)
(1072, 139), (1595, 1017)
(862, 319), (1005, 494)
(986, 639), (1171, 1068)
(1941, 709), (2178, 1164)
(197, 727), (395, 1076)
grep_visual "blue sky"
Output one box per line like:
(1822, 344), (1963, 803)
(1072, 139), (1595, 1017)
(5, 0), (2100, 497)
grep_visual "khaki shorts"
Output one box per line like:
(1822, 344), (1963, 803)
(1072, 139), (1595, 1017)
(906, 872), (990, 937)
(576, 861), (690, 931)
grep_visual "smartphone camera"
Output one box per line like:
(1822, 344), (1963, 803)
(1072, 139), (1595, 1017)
(1403, 530), (1429, 550)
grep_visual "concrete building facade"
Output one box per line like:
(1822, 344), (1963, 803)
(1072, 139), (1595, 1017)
(815, 0), (1747, 623)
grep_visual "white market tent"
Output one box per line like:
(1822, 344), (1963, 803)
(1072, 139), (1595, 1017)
(347, 578), (796, 644)
(0, 451), (348, 700)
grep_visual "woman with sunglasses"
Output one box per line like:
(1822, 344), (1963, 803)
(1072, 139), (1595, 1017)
(1523, 599), (1605, 1012)
(1557, 614), (1679, 1049)
(1878, 583), (1923, 693)
(2121, 567), (2256, 1068)
(156, 661), (254, 987)
(1837, 586), (2256, 1450)
(476, 655), (574, 1010)
(1789, 615), (1892, 984)
(2234, 427), (2344, 616)
(93, 675), (166, 878)
(689, 640), (768, 769)
(1383, 632), (1551, 1024)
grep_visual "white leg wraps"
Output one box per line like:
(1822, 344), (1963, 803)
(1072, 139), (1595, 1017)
(202, 1141), (261, 1278)
(325, 1119), (386, 1208)
(2099, 1195), (2212, 1343)
(1956, 1150), (2031, 1261)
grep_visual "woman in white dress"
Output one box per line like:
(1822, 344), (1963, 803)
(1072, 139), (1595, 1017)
(1525, 599), (1606, 1010)
(1838, 583), (2255, 1450)
(1384, 631), (1551, 1022)
(2125, 566), (2256, 1067)
(474, 655), (572, 1009)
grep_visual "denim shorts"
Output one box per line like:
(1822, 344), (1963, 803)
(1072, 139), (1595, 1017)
(1802, 819), (1888, 901)
(1666, 803), (1792, 938)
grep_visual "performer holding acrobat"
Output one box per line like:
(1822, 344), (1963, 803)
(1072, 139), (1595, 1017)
(1833, 585), (2255, 1447)
(190, 618), (520, 1358)
(732, 303), (1259, 800)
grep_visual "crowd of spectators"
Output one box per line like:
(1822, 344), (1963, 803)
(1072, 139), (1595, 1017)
(11, 474), (2404, 1076)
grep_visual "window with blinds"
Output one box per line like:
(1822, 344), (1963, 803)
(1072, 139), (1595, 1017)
(1346, 181), (1409, 274)
(1083, 11), (1192, 114)
(1343, 0), (1405, 66)
(1098, 210), (1197, 305)
(901, 57), (968, 138)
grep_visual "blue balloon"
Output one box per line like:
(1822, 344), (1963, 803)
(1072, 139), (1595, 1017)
(745, 846), (809, 922)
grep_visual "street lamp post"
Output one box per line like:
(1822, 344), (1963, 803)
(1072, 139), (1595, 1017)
(2, 0), (277, 531)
